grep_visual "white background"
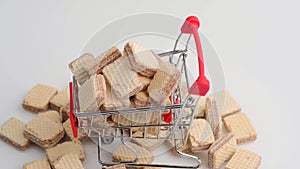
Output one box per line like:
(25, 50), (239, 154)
(0, 0), (299, 168)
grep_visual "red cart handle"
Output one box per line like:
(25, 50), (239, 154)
(181, 16), (210, 96)
(69, 82), (78, 138)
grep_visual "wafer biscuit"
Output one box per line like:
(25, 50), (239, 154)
(24, 116), (64, 149)
(131, 131), (164, 151)
(69, 53), (95, 84)
(226, 149), (261, 169)
(103, 56), (143, 98)
(132, 92), (151, 107)
(105, 164), (127, 169)
(0, 117), (30, 151)
(23, 159), (51, 169)
(112, 142), (154, 164)
(50, 87), (70, 112)
(208, 91), (241, 118)
(53, 153), (85, 169)
(168, 140), (191, 156)
(111, 114), (144, 127)
(125, 42), (161, 77)
(89, 46), (123, 75)
(208, 133), (237, 169)
(138, 75), (151, 91)
(78, 74), (106, 112)
(206, 100), (222, 139)
(147, 70), (179, 105)
(60, 104), (70, 122)
(194, 96), (207, 118)
(38, 110), (62, 124)
(189, 119), (215, 152)
(46, 141), (85, 167)
(22, 84), (58, 113)
(101, 79), (131, 110)
(63, 119), (86, 141)
(223, 112), (257, 144)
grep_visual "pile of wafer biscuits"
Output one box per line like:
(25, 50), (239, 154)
(0, 83), (87, 168)
(0, 42), (261, 169)
(166, 90), (261, 169)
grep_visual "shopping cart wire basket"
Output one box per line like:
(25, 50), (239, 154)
(69, 15), (210, 169)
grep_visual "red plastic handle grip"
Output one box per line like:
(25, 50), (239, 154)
(181, 16), (204, 80)
(181, 16), (210, 96)
(69, 82), (78, 138)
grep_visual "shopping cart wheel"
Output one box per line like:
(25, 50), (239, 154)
(101, 136), (114, 144)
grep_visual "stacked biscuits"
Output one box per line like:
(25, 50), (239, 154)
(0, 83), (86, 169)
(69, 42), (181, 114)
(166, 90), (261, 169)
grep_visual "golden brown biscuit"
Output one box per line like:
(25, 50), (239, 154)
(223, 112), (257, 144)
(208, 91), (241, 118)
(206, 100), (222, 139)
(103, 56), (143, 98)
(46, 141), (85, 167)
(0, 117), (30, 151)
(124, 42), (161, 78)
(23, 159), (51, 169)
(226, 149), (261, 169)
(53, 153), (85, 169)
(49, 86), (70, 112)
(68, 53), (95, 84)
(208, 133), (237, 169)
(189, 119), (215, 152)
(22, 84), (58, 113)
(112, 142), (154, 164)
(78, 74), (106, 112)
(24, 116), (64, 149)
(38, 110), (62, 124)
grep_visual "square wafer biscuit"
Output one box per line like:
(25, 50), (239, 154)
(112, 142), (154, 164)
(206, 100), (222, 139)
(50, 86), (70, 112)
(223, 112), (257, 144)
(208, 91), (241, 118)
(46, 141), (86, 167)
(78, 74), (106, 112)
(23, 159), (51, 169)
(24, 116), (64, 149)
(208, 133), (237, 169)
(88, 46), (123, 75)
(38, 110), (62, 124)
(131, 131), (165, 151)
(63, 119), (86, 141)
(53, 153), (85, 169)
(101, 79), (131, 110)
(125, 42), (161, 77)
(226, 149), (261, 169)
(22, 84), (58, 113)
(103, 56), (143, 98)
(188, 119), (215, 152)
(0, 117), (30, 151)
(69, 53), (95, 84)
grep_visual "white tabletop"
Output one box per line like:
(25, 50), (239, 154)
(0, 0), (299, 168)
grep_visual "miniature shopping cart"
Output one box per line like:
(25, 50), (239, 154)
(69, 16), (210, 169)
